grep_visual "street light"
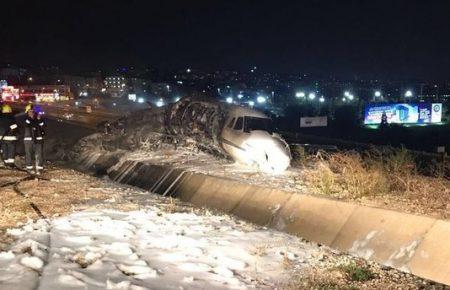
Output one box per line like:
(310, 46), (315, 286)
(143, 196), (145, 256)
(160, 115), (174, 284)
(226, 97), (233, 104)
(308, 92), (316, 100)
(344, 91), (354, 100)
(256, 96), (266, 103)
(295, 91), (305, 98)
(319, 96), (325, 103)
(237, 93), (244, 99)
(405, 90), (413, 97)
(248, 101), (255, 107)
(374, 91), (381, 97)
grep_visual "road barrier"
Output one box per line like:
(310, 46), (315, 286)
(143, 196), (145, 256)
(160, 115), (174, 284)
(77, 151), (450, 286)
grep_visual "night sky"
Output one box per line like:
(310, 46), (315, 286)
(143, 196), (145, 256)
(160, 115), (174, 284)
(1, 0), (450, 80)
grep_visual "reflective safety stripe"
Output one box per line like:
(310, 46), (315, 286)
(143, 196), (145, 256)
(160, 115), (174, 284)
(1, 136), (17, 141)
(4, 159), (14, 163)
(25, 119), (31, 124)
(39, 122), (44, 126)
(10, 124), (18, 130)
(24, 137), (32, 141)
(26, 166), (33, 169)
(36, 137), (43, 140)
(36, 166), (43, 170)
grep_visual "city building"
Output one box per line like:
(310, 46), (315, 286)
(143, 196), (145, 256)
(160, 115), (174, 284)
(18, 85), (72, 102)
(104, 76), (128, 98)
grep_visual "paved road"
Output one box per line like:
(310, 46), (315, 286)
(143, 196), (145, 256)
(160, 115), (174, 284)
(11, 102), (123, 129)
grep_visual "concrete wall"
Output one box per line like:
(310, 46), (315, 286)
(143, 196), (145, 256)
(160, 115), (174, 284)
(77, 153), (450, 285)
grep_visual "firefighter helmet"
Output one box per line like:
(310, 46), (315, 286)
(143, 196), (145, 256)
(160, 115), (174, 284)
(1, 104), (12, 114)
(25, 103), (33, 113)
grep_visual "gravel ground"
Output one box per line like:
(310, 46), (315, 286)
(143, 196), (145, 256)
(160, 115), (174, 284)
(0, 165), (448, 289)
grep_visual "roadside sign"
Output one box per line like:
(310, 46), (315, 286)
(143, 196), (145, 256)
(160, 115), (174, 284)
(300, 116), (328, 128)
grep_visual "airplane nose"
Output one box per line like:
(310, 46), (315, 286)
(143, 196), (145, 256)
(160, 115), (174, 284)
(243, 133), (291, 174)
(262, 140), (291, 174)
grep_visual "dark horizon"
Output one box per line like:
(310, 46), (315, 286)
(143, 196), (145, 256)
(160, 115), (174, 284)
(1, 0), (450, 81)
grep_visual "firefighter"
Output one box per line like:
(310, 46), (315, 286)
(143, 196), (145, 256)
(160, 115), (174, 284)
(0, 104), (18, 167)
(23, 106), (46, 174)
(25, 102), (33, 115)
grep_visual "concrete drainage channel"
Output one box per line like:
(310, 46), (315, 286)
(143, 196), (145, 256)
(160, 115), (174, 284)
(76, 151), (450, 286)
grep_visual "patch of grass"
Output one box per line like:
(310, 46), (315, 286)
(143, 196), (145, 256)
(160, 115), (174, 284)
(284, 271), (360, 290)
(304, 147), (450, 206)
(290, 146), (308, 167)
(308, 281), (341, 290)
(313, 161), (336, 195)
(382, 147), (416, 192)
(327, 152), (390, 197)
(338, 262), (374, 282)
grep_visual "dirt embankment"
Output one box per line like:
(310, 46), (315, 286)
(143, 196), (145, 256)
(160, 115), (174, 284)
(68, 105), (450, 220)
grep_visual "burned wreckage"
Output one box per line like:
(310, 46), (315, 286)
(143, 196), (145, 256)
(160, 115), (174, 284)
(101, 97), (291, 174)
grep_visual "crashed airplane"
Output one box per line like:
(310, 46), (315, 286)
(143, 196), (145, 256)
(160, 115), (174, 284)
(220, 106), (291, 174)
(81, 97), (291, 174)
(165, 97), (291, 174)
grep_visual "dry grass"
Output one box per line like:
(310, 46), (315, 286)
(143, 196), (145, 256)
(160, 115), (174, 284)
(310, 161), (336, 196)
(0, 167), (130, 246)
(0, 171), (34, 229)
(302, 148), (450, 218)
(327, 152), (390, 197)
(290, 146), (309, 167)
(282, 255), (444, 290)
(306, 151), (390, 198)
(378, 147), (417, 192)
